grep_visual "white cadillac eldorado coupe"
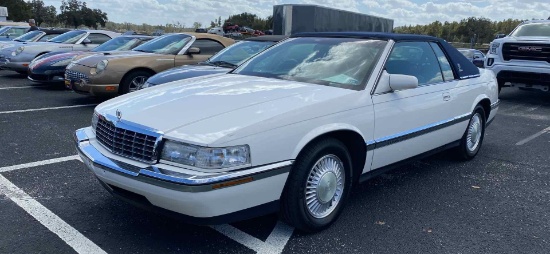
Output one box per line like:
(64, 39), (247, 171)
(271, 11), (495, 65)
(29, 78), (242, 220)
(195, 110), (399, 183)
(74, 32), (500, 232)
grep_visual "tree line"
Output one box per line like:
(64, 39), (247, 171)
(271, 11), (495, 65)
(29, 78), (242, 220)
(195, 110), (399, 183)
(0, 0), (108, 29)
(394, 17), (525, 44)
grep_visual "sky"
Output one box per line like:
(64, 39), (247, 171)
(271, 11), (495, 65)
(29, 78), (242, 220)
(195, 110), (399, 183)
(41, 0), (550, 27)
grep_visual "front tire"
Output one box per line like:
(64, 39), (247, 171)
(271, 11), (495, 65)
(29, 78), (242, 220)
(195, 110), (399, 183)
(455, 106), (486, 160)
(120, 70), (153, 94)
(280, 138), (353, 232)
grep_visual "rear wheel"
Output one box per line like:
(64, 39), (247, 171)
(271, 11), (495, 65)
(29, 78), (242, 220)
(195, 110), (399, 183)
(120, 70), (153, 94)
(280, 138), (353, 232)
(455, 106), (486, 160)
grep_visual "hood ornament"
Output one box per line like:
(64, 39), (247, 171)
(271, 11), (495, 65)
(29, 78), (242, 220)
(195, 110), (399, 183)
(116, 109), (122, 122)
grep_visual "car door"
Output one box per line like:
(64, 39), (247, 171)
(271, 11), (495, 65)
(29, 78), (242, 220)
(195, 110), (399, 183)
(370, 41), (458, 169)
(174, 38), (224, 67)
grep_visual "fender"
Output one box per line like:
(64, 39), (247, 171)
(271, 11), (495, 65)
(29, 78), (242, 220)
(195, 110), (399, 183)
(291, 123), (366, 159)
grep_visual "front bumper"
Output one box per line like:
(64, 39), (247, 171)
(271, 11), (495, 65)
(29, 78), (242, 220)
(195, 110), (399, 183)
(486, 60), (550, 86)
(65, 67), (120, 96)
(74, 127), (291, 224)
(0, 60), (30, 72)
(28, 67), (66, 83)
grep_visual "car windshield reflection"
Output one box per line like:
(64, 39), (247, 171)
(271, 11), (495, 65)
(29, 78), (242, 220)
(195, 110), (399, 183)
(233, 37), (387, 90)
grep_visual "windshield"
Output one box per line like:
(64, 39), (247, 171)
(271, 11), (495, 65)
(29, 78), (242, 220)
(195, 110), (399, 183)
(92, 37), (146, 52)
(233, 37), (387, 90)
(208, 40), (276, 66)
(132, 34), (191, 54)
(48, 30), (87, 44)
(511, 23), (550, 37)
(14, 31), (44, 42)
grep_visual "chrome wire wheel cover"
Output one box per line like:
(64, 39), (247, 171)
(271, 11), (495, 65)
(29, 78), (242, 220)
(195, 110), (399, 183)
(305, 154), (345, 219)
(129, 76), (148, 92)
(466, 113), (483, 152)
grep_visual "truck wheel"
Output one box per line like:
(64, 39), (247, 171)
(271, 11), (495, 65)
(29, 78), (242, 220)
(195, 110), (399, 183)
(455, 106), (486, 160)
(120, 70), (153, 94)
(280, 138), (352, 232)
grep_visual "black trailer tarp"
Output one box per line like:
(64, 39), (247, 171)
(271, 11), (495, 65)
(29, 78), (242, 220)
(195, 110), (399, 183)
(273, 5), (394, 35)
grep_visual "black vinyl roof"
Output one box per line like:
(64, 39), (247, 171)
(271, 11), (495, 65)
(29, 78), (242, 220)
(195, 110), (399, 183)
(244, 35), (288, 42)
(291, 32), (480, 80)
(292, 32), (439, 41)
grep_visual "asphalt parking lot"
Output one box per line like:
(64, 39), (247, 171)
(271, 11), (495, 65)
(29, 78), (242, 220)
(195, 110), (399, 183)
(1, 70), (549, 254)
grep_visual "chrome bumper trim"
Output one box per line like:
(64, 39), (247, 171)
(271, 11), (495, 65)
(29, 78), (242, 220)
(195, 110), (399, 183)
(491, 99), (500, 110)
(74, 128), (293, 192)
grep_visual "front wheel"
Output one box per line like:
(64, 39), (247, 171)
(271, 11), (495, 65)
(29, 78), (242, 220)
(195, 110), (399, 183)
(455, 106), (486, 160)
(120, 70), (153, 94)
(280, 138), (353, 232)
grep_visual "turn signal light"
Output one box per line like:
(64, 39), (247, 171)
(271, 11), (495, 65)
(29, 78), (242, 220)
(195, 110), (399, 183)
(212, 177), (253, 189)
(105, 86), (116, 91)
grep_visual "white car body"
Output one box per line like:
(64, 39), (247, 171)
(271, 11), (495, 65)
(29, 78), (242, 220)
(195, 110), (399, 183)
(485, 20), (550, 92)
(75, 33), (499, 227)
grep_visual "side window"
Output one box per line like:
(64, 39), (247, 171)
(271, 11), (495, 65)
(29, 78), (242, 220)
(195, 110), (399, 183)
(385, 41), (444, 86)
(39, 34), (58, 42)
(429, 42), (455, 81)
(190, 39), (225, 54)
(87, 33), (111, 44)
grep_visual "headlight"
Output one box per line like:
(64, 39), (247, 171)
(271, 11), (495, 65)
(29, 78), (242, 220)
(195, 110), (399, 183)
(12, 46), (24, 56)
(91, 112), (98, 131)
(91, 60), (108, 75)
(161, 140), (250, 169)
(490, 42), (500, 55)
(52, 57), (74, 67)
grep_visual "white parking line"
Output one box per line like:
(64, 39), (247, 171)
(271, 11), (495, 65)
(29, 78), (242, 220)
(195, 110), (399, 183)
(0, 175), (107, 254)
(0, 86), (41, 90)
(259, 221), (295, 254)
(0, 155), (80, 173)
(516, 126), (550, 145)
(0, 104), (96, 114)
(211, 224), (266, 252)
(212, 221), (294, 254)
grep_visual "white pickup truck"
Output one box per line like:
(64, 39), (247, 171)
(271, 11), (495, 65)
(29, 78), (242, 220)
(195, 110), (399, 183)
(485, 20), (550, 93)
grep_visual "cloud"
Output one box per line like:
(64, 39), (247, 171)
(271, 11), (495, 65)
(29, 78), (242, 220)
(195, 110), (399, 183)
(41, 0), (550, 28)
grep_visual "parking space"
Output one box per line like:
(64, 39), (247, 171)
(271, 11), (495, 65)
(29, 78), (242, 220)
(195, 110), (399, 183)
(1, 69), (550, 253)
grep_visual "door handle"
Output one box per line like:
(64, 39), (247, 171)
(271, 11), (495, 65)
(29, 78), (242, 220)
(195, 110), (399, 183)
(442, 92), (451, 101)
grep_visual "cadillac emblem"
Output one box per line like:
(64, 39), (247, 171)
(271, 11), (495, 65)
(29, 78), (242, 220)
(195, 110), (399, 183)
(116, 109), (122, 122)
(518, 46), (542, 52)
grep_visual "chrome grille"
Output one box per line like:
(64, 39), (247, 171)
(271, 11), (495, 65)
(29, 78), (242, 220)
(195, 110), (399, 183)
(65, 69), (90, 82)
(502, 43), (550, 62)
(95, 117), (158, 163)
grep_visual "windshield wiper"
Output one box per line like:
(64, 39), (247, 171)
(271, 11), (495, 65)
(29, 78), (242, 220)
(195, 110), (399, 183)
(209, 60), (237, 68)
(13, 39), (23, 42)
(133, 49), (150, 53)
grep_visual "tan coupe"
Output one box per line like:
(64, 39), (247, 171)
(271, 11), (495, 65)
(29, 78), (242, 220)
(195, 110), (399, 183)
(65, 33), (234, 96)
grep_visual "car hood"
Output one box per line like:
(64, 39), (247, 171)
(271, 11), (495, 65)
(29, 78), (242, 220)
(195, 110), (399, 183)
(146, 65), (232, 85)
(74, 51), (168, 67)
(501, 36), (550, 42)
(95, 74), (357, 145)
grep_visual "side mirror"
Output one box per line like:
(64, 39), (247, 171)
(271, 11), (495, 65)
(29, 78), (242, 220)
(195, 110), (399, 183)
(473, 60), (484, 68)
(187, 47), (200, 55)
(82, 38), (92, 45)
(389, 74), (418, 91)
